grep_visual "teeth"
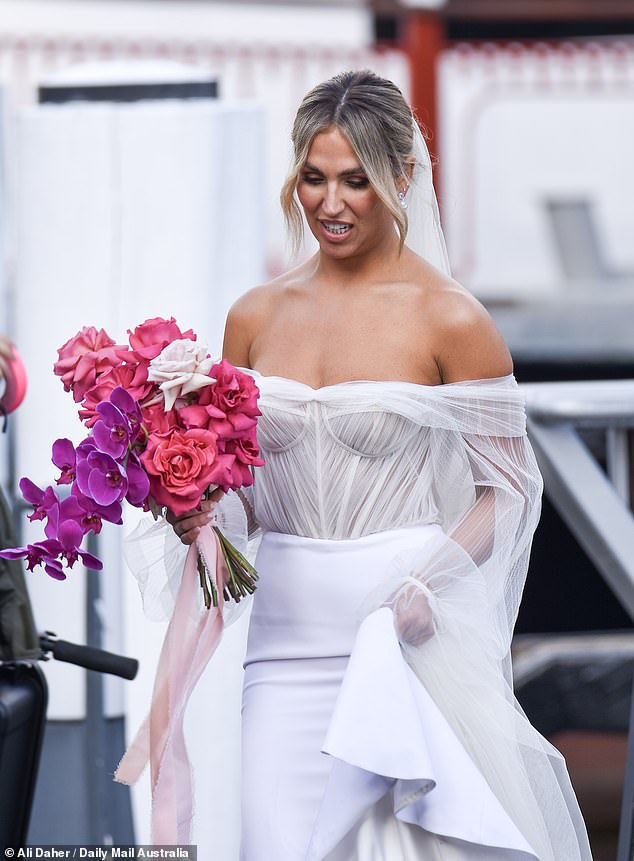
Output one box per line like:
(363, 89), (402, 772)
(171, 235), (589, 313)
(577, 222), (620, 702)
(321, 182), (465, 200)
(323, 222), (351, 235)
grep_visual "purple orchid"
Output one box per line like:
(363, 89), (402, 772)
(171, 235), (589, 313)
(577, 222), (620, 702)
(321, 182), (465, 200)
(51, 438), (77, 485)
(125, 451), (150, 507)
(55, 518), (102, 570)
(0, 532), (102, 580)
(2, 478), (105, 580)
(19, 478), (59, 523)
(0, 541), (67, 579)
(44, 494), (85, 540)
(8, 385), (148, 585)
(110, 386), (145, 443)
(91, 387), (145, 458)
(93, 401), (132, 460)
(72, 487), (123, 532)
(76, 448), (128, 506)
(77, 437), (97, 457)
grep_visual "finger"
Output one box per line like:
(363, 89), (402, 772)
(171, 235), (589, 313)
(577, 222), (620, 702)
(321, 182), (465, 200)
(208, 486), (226, 505)
(167, 508), (208, 529)
(179, 527), (200, 546)
(171, 508), (217, 538)
(199, 498), (217, 514)
(166, 507), (198, 525)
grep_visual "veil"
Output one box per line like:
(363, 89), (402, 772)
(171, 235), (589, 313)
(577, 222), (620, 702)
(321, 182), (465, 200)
(403, 120), (452, 277)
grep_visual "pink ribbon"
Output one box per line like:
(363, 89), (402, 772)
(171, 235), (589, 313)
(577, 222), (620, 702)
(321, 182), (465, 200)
(115, 524), (228, 844)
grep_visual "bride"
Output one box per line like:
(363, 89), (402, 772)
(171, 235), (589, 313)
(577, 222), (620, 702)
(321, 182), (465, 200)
(167, 70), (592, 860)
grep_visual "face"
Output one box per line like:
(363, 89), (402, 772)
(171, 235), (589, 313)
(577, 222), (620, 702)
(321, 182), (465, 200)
(297, 126), (397, 259)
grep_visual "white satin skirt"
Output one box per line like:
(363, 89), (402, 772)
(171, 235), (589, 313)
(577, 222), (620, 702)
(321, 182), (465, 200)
(239, 527), (539, 861)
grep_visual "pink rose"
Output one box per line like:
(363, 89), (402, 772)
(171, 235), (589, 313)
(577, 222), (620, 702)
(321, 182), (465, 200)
(121, 316), (195, 364)
(79, 364), (155, 426)
(209, 359), (260, 417)
(179, 400), (225, 431)
(54, 326), (122, 403)
(141, 403), (183, 437)
(184, 360), (260, 440)
(140, 427), (220, 515)
(116, 318), (197, 390)
(219, 427), (264, 490)
(206, 451), (239, 493)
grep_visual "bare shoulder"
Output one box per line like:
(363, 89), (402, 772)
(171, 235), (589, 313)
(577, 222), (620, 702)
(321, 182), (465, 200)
(222, 262), (310, 366)
(422, 272), (512, 384)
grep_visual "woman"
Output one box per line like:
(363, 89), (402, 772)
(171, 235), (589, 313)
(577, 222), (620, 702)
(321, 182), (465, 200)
(168, 71), (592, 859)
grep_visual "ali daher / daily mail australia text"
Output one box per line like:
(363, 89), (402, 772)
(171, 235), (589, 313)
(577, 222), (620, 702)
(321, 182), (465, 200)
(13, 849), (195, 859)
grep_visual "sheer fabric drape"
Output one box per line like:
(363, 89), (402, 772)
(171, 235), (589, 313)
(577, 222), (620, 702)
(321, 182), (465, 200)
(126, 371), (591, 860)
(248, 371), (591, 861)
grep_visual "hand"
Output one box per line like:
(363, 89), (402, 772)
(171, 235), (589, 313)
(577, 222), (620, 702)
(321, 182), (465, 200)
(165, 486), (226, 545)
(391, 585), (435, 647)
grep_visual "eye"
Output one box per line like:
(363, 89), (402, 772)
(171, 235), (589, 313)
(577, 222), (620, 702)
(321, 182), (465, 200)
(300, 172), (323, 185)
(346, 177), (370, 189)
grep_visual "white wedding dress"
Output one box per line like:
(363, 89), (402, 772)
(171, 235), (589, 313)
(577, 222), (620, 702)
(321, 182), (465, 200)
(237, 370), (593, 861)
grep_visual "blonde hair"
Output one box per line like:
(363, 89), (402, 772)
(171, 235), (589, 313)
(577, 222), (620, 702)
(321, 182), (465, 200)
(280, 70), (416, 256)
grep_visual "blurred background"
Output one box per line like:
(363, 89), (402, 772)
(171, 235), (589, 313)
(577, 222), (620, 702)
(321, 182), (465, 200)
(0, 1), (633, 859)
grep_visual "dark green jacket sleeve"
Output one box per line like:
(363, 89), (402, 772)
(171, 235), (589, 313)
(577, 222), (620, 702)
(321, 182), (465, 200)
(0, 487), (40, 660)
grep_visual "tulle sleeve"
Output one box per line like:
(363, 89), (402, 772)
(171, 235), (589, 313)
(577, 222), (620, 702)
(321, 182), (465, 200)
(362, 376), (591, 861)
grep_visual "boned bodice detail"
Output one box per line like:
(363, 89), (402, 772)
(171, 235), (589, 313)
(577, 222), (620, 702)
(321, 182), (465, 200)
(250, 375), (469, 540)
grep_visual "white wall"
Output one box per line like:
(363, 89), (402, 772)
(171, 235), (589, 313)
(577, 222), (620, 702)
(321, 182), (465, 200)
(0, 0), (371, 47)
(14, 97), (266, 853)
(0, 2), (408, 274)
(439, 41), (634, 300)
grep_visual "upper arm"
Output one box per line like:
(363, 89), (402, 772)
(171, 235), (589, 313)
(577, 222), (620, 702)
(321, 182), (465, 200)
(432, 290), (512, 384)
(222, 284), (273, 368)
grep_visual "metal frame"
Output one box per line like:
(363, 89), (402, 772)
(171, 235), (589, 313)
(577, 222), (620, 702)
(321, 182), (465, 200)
(524, 379), (634, 859)
(525, 380), (634, 617)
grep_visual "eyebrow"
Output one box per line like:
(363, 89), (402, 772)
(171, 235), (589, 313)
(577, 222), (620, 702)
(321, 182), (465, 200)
(302, 162), (367, 178)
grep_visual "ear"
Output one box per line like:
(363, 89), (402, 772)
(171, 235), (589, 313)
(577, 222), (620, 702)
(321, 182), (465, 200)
(398, 157), (416, 194)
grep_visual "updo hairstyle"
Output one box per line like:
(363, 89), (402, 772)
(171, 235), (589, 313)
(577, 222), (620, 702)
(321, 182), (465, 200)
(281, 70), (416, 255)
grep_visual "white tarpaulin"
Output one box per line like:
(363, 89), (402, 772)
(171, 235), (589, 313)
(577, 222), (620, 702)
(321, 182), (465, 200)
(13, 97), (265, 854)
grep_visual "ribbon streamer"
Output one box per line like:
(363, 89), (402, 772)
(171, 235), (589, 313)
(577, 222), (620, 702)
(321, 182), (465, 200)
(115, 523), (228, 843)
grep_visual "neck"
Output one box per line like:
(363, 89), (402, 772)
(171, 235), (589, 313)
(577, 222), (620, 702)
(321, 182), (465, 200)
(313, 230), (403, 288)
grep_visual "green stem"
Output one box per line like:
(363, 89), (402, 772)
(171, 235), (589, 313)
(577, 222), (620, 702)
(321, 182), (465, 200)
(197, 555), (212, 609)
(213, 527), (258, 578)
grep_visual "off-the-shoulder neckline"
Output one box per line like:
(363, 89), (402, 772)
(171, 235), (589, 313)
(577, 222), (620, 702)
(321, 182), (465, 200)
(240, 368), (516, 392)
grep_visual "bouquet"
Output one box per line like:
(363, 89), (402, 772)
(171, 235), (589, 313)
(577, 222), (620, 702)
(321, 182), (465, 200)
(0, 316), (264, 608)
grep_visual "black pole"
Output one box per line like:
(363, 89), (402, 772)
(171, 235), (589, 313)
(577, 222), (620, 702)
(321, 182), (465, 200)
(617, 671), (634, 861)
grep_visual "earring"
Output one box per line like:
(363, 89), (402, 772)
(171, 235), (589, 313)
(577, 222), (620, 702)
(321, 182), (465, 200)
(398, 190), (408, 210)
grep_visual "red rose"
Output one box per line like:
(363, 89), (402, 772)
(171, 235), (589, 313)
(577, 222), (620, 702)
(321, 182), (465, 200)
(141, 403), (183, 437)
(140, 427), (220, 515)
(209, 359), (260, 418)
(54, 326), (122, 403)
(182, 360), (260, 440)
(220, 427), (265, 490)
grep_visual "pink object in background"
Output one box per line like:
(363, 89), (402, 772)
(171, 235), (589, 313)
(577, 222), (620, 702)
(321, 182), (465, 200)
(0, 348), (28, 415)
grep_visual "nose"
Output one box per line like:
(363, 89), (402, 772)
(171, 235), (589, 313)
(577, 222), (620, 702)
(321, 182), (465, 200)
(321, 182), (345, 217)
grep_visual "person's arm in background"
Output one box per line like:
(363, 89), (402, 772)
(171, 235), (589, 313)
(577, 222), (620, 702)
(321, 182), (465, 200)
(0, 333), (40, 659)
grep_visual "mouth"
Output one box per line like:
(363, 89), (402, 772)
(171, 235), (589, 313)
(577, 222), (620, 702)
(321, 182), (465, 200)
(319, 220), (353, 237)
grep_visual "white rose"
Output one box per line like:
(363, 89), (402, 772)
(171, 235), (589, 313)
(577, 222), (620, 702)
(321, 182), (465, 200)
(147, 338), (215, 411)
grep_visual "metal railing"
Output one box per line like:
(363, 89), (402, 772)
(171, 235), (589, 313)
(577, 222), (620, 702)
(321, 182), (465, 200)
(524, 379), (634, 861)
(525, 379), (634, 617)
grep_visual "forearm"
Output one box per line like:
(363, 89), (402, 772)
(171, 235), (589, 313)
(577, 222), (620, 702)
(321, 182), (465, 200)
(447, 486), (496, 567)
